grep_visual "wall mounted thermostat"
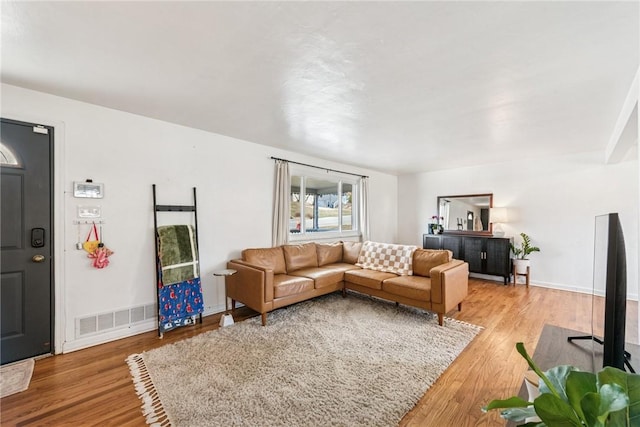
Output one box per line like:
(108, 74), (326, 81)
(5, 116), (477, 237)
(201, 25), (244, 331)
(73, 181), (104, 198)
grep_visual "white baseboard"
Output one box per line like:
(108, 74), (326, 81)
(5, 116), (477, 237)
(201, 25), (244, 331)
(528, 280), (639, 301)
(469, 273), (639, 301)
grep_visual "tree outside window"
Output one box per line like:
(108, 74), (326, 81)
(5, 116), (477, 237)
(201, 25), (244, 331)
(289, 170), (358, 239)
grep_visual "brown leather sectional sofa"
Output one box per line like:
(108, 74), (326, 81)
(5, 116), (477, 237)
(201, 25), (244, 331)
(225, 241), (469, 327)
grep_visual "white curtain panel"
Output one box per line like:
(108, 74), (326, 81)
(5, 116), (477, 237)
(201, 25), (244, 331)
(358, 177), (370, 241)
(272, 160), (290, 247)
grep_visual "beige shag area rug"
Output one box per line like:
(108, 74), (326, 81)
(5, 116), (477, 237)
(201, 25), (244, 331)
(0, 358), (35, 398)
(127, 292), (482, 427)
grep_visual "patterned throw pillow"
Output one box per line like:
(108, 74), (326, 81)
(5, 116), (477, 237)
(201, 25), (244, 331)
(356, 241), (418, 276)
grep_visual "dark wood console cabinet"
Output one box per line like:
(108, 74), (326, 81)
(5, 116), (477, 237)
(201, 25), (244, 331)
(423, 234), (512, 284)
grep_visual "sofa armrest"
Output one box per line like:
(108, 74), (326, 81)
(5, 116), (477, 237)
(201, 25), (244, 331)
(226, 260), (275, 310)
(429, 260), (469, 309)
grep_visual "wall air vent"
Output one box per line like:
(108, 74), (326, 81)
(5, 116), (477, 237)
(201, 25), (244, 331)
(75, 303), (156, 338)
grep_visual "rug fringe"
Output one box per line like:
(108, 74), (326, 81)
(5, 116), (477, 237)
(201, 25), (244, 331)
(444, 316), (485, 331)
(126, 354), (171, 427)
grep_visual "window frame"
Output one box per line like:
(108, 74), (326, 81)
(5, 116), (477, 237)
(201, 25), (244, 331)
(288, 165), (360, 242)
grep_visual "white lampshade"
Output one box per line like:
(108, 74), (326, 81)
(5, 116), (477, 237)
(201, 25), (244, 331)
(490, 207), (508, 224)
(490, 207), (508, 237)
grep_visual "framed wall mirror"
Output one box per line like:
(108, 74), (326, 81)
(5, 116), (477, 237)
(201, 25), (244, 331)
(437, 193), (493, 235)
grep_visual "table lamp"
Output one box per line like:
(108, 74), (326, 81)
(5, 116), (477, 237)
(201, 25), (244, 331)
(490, 207), (508, 237)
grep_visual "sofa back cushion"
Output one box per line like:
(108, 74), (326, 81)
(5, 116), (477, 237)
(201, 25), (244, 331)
(412, 249), (452, 277)
(316, 243), (343, 266)
(342, 241), (362, 264)
(242, 247), (287, 274)
(282, 243), (318, 272)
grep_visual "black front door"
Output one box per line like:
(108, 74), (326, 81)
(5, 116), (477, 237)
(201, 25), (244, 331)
(1, 118), (53, 364)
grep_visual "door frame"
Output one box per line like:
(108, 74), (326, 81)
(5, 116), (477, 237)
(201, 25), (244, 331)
(2, 112), (66, 355)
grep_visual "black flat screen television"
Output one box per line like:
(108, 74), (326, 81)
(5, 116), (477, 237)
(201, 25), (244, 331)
(594, 213), (628, 370)
(568, 212), (632, 372)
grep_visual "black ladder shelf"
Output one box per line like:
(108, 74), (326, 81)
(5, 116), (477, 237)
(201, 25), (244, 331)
(152, 184), (203, 338)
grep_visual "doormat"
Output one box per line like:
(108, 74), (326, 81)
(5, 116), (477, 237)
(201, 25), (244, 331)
(0, 358), (35, 398)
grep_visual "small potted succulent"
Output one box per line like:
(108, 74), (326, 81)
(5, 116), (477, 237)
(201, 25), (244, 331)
(511, 232), (540, 274)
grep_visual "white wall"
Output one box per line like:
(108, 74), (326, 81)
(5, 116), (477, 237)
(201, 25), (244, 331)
(398, 152), (639, 298)
(4, 80), (635, 351)
(1, 83), (398, 352)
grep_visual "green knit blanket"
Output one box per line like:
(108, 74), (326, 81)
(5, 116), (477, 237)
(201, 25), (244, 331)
(157, 225), (199, 285)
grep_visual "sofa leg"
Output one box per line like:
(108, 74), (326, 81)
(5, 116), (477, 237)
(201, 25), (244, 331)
(395, 302), (399, 307)
(231, 299), (236, 311)
(458, 302), (462, 311)
(342, 287), (347, 298)
(261, 312), (267, 326)
(437, 313), (444, 326)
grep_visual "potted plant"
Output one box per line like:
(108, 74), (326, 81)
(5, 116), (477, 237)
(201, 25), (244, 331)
(483, 342), (640, 426)
(511, 232), (540, 274)
(430, 215), (444, 234)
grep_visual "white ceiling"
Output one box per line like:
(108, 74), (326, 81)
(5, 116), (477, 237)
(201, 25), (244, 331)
(2, 1), (638, 175)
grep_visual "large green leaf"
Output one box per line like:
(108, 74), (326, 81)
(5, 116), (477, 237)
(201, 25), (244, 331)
(598, 383), (630, 414)
(581, 385), (628, 427)
(500, 407), (539, 422)
(598, 367), (628, 389)
(483, 395), (540, 423)
(483, 396), (531, 412)
(566, 371), (597, 421)
(598, 366), (640, 425)
(534, 394), (583, 427)
(580, 392), (603, 427)
(626, 372), (640, 426)
(607, 409), (628, 427)
(541, 366), (580, 402)
(516, 343), (561, 399)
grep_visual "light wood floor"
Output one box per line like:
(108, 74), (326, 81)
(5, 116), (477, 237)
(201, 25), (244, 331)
(1, 278), (637, 426)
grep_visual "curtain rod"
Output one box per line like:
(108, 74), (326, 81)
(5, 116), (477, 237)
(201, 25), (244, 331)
(270, 157), (369, 179)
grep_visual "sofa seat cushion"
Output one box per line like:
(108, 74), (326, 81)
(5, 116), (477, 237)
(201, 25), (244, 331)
(344, 269), (397, 290)
(289, 266), (345, 289)
(382, 275), (432, 301)
(326, 263), (363, 272)
(273, 275), (314, 298)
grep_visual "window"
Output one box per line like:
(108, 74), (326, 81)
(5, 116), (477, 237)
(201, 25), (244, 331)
(0, 142), (21, 168)
(289, 167), (359, 240)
